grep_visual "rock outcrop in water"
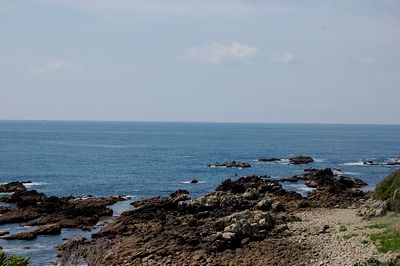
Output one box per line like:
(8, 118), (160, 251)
(289, 156), (314, 165)
(0, 182), (126, 240)
(258, 157), (281, 162)
(208, 161), (251, 168)
(59, 172), (368, 265)
(0, 181), (28, 193)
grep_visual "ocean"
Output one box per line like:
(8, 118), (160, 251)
(0, 120), (399, 264)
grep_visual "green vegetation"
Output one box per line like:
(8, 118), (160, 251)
(370, 231), (400, 253)
(0, 252), (30, 266)
(367, 213), (400, 253)
(374, 169), (400, 211)
(354, 256), (400, 266)
(343, 233), (358, 240)
(339, 224), (348, 232)
(366, 223), (389, 229)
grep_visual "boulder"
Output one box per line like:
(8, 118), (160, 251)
(0, 181), (27, 193)
(289, 156), (314, 165)
(7, 190), (47, 205)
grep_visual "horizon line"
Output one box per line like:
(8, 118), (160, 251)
(0, 119), (399, 126)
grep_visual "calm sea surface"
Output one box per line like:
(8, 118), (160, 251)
(0, 121), (399, 264)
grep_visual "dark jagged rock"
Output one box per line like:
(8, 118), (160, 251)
(305, 169), (368, 208)
(0, 186), (125, 234)
(0, 181), (27, 193)
(0, 208), (41, 225)
(170, 189), (189, 197)
(258, 158), (281, 162)
(60, 175), (311, 265)
(190, 179), (199, 184)
(304, 168), (335, 188)
(208, 161), (251, 168)
(7, 190), (48, 207)
(289, 156), (314, 165)
(25, 196), (122, 229)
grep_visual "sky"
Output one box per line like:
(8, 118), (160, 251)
(1, 0), (400, 124)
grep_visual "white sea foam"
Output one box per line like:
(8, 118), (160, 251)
(334, 170), (357, 175)
(343, 162), (365, 166)
(181, 180), (206, 184)
(257, 159), (289, 165)
(23, 181), (48, 187)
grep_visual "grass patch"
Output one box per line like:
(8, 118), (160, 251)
(355, 256), (399, 266)
(339, 224), (348, 232)
(343, 233), (358, 240)
(366, 223), (389, 229)
(374, 169), (400, 202)
(370, 231), (400, 253)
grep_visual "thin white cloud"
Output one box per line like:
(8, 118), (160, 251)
(31, 0), (293, 22)
(187, 42), (258, 65)
(380, 0), (400, 6)
(271, 52), (296, 63)
(359, 57), (376, 64)
(29, 60), (84, 74)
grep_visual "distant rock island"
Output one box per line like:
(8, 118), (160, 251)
(208, 161), (251, 168)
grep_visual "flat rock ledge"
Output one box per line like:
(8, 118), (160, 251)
(0, 182), (127, 240)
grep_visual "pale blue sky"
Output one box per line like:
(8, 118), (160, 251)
(1, 0), (400, 124)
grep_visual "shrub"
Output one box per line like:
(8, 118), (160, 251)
(0, 252), (30, 266)
(374, 169), (400, 211)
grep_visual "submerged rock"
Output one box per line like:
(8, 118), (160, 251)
(258, 158), (281, 162)
(3, 223), (62, 240)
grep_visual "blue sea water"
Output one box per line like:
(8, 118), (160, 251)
(0, 120), (399, 264)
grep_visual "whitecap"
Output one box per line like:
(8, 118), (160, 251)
(180, 180), (206, 184)
(23, 182), (48, 187)
(342, 162), (365, 166)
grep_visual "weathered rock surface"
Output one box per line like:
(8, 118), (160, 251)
(3, 223), (61, 240)
(59, 173), (368, 265)
(289, 156), (314, 165)
(306, 169), (368, 208)
(0, 181), (27, 193)
(208, 161), (251, 168)
(0, 188), (125, 237)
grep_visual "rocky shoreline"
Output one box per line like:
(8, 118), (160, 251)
(0, 182), (127, 241)
(0, 167), (399, 265)
(55, 168), (400, 266)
